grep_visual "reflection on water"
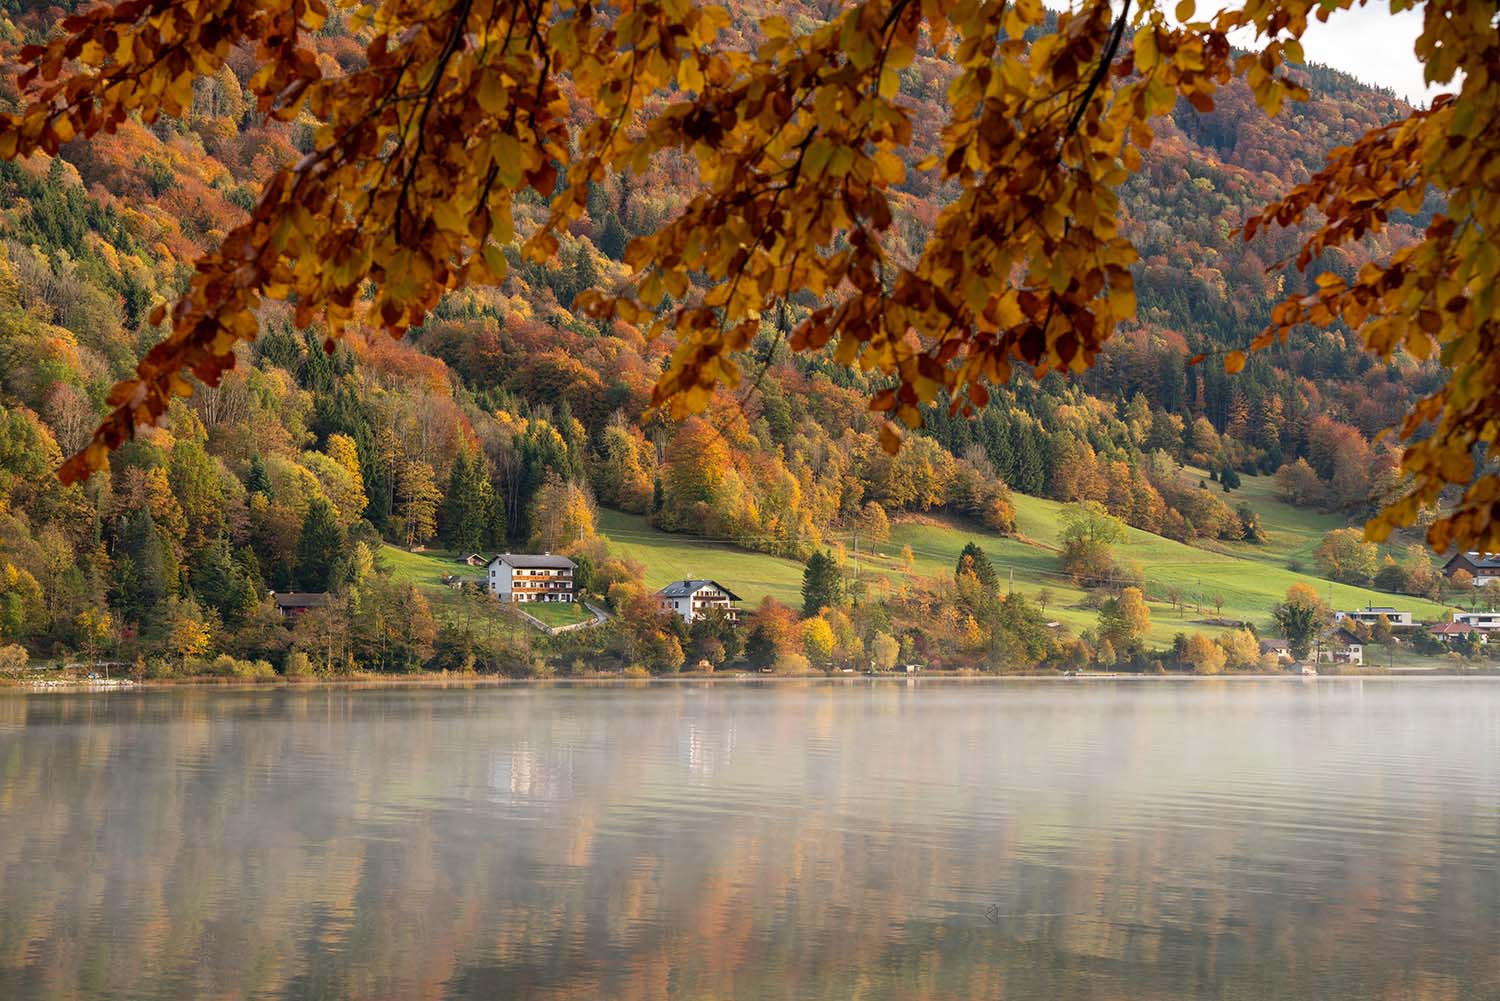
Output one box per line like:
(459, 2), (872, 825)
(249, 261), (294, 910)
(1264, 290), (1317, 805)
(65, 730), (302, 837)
(1, 680), (1498, 1000)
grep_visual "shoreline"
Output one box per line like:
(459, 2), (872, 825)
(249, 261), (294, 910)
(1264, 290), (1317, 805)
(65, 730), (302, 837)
(5, 667), (1500, 695)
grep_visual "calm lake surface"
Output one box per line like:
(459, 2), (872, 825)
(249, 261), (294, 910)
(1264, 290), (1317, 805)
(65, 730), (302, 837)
(1, 679), (1498, 1000)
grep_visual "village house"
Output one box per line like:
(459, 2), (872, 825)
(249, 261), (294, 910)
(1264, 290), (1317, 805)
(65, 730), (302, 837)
(487, 553), (576, 603)
(1318, 628), (1364, 666)
(1335, 606), (1414, 628)
(1259, 638), (1294, 664)
(270, 591), (331, 618)
(1443, 552), (1500, 585)
(1429, 621), (1485, 645)
(1451, 610), (1500, 631)
(461, 553), (489, 567)
(656, 580), (742, 624)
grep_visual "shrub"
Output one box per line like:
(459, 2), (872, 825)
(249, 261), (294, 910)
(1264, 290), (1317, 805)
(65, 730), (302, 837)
(211, 654), (239, 677)
(144, 657), (175, 679)
(622, 665), (650, 679)
(0, 644), (28, 673)
(774, 652), (811, 674)
(283, 651), (313, 677)
(238, 659), (276, 680)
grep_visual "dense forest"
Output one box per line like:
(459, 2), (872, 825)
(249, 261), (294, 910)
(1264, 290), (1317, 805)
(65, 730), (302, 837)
(0, 1), (1464, 678)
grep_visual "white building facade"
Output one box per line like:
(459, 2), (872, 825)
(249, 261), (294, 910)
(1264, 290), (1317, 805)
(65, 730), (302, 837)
(1454, 611), (1500, 631)
(487, 553), (577, 603)
(656, 580), (742, 624)
(1335, 606), (1414, 628)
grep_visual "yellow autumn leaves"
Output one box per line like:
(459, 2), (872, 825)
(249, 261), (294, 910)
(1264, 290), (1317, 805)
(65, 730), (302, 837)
(1, 0), (1496, 552)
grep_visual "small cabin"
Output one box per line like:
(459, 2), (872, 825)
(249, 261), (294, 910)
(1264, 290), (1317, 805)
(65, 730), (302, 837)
(270, 591), (331, 618)
(1259, 638), (1293, 664)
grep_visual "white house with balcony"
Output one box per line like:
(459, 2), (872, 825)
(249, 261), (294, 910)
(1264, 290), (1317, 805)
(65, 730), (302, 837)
(487, 553), (576, 603)
(1335, 606), (1414, 628)
(1453, 610), (1500, 631)
(656, 580), (742, 624)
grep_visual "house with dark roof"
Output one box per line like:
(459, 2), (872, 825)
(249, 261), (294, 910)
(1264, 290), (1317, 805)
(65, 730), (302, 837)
(1443, 552), (1500, 585)
(656, 580), (742, 624)
(461, 553), (490, 567)
(1318, 627), (1364, 666)
(487, 553), (576, 603)
(270, 591), (332, 618)
(1259, 638), (1293, 664)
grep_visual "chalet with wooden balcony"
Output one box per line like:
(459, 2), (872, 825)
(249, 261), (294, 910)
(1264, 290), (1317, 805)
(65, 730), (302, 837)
(656, 579), (742, 624)
(1443, 552), (1500, 585)
(487, 553), (576, 603)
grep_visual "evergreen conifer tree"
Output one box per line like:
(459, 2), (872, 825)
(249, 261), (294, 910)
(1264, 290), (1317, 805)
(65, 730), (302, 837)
(801, 550), (843, 617)
(441, 449), (494, 554)
(955, 542), (1000, 597)
(115, 506), (170, 626)
(246, 453), (271, 496)
(293, 498), (345, 592)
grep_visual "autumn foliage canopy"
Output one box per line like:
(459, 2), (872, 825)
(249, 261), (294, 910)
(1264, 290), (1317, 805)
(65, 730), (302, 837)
(1, 0), (1496, 550)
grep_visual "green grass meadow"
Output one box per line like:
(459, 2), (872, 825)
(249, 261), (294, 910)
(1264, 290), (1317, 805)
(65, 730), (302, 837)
(521, 600), (593, 627)
(379, 545), (472, 589)
(380, 472), (1453, 651)
(597, 469), (1453, 648)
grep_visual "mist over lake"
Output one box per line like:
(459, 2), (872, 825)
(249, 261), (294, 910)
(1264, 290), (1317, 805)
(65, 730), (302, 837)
(2, 680), (1497, 1000)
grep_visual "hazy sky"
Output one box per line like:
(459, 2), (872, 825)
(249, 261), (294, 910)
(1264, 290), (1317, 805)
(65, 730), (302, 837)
(1043, 1), (1437, 105)
(1293, 2), (1434, 104)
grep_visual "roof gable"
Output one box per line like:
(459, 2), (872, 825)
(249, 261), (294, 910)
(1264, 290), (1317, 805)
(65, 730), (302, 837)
(271, 591), (331, 609)
(489, 553), (576, 570)
(1448, 551), (1500, 569)
(656, 579), (743, 601)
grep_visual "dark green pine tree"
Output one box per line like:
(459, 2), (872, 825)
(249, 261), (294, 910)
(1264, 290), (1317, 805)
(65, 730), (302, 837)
(233, 544), (266, 594)
(484, 488), (508, 549)
(246, 453), (271, 496)
(293, 498), (346, 592)
(982, 410), (1016, 484)
(955, 542), (1000, 597)
(190, 537), (238, 617)
(441, 449), (494, 554)
(597, 212), (628, 260)
(801, 550), (844, 617)
(1009, 422), (1047, 495)
(114, 506), (171, 626)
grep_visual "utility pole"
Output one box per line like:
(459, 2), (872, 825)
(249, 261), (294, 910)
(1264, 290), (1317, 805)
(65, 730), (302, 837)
(1009, 567), (1014, 597)
(852, 527), (860, 586)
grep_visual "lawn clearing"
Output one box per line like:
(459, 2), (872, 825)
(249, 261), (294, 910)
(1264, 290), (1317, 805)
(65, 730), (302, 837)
(520, 601), (594, 628)
(598, 509), (808, 607)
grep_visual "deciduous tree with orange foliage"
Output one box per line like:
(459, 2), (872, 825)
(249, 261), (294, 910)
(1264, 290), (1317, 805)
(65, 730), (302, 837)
(4, 0), (1495, 552)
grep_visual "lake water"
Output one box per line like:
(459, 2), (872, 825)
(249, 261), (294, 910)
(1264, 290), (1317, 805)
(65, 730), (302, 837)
(1, 680), (1498, 1000)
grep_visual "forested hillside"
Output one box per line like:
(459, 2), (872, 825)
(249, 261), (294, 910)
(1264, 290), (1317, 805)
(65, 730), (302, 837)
(0, 1), (1468, 677)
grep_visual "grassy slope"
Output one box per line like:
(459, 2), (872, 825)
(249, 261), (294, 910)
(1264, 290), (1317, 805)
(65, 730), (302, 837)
(380, 545), (472, 589)
(597, 509), (808, 606)
(524, 601), (593, 627)
(597, 472), (1453, 648)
